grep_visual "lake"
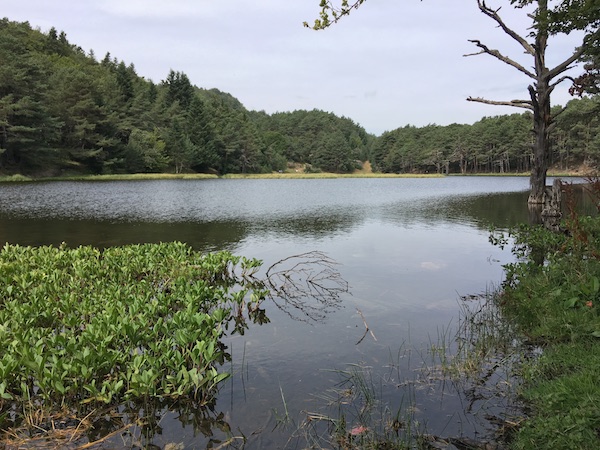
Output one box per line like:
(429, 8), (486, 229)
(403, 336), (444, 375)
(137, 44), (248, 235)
(0, 176), (572, 448)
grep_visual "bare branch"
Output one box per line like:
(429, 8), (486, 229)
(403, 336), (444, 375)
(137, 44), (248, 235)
(477, 0), (535, 55)
(463, 49), (486, 57)
(466, 40), (536, 79)
(546, 34), (595, 81)
(355, 308), (377, 345)
(264, 251), (348, 322)
(466, 96), (534, 110)
(549, 75), (577, 89)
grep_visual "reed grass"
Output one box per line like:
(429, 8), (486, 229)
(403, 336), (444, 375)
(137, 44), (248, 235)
(221, 172), (443, 179)
(2, 169), (591, 183)
(2, 171), (443, 182)
(296, 289), (525, 449)
(298, 362), (419, 449)
(44, 173), (219, 181)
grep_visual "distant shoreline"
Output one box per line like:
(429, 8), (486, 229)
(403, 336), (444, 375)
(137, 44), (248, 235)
(0, 171), (591, 183)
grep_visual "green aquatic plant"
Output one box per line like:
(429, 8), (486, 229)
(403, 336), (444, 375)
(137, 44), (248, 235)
(0, 243), (270, 416)
(0, 242), (350, 446)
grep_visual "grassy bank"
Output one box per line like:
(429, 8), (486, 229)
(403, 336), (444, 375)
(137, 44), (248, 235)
(0, 168), (589, 183)
(0, 172), (443, 182)
(447, 170), (591, 177)
(41, 173), (219, 181)
(493, 202), (600, 448)
(0, 174), (33, 182)
(221, 172), (443, 179)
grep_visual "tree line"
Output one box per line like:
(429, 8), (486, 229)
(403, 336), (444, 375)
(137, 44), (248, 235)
(373, 95), (600, 175)
(0, 18), (598, 178)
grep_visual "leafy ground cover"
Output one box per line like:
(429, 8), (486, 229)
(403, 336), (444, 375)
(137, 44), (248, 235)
(492, 182), (600, 449)
(0, 242), (269, 440)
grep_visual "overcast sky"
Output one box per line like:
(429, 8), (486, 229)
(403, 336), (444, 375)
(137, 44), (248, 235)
(3, 0), (586, 135)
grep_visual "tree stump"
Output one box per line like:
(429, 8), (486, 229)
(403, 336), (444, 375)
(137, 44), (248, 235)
(541, 178), (562, 231)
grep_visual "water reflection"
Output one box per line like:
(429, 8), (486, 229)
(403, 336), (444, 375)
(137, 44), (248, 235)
(0, 195), (530, 250)
(444, 191), (531, 228)
(249, 211), (361, 241)
(0, 177), (587, 448)
(70, 399), (238, 449)
(0, 218), (249, 251)
(0, 177), (537, 249)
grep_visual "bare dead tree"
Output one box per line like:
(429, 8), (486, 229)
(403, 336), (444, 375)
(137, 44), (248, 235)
(466, 0), (595, 205)
(308, 0), (598, 206)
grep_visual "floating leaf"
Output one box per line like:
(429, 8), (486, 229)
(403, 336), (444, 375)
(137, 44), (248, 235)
(350, 425), (368, 435)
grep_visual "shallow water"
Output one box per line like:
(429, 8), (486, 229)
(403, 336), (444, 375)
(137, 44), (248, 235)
(0, 176), (567, 448)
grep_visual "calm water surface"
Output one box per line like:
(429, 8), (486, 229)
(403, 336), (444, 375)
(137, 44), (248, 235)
(0, 177), (568, 448)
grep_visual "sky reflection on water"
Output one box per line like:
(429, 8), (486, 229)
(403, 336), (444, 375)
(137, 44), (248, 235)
(0, 177), (552, 448)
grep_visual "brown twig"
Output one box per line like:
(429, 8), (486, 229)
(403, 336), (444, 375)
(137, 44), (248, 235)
(76, 422), (138, 449)
(355, 308), (377, 345)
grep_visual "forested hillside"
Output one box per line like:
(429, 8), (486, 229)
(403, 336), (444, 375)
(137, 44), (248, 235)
(1, 19), (598, 177)
(0, 19), (370, 176)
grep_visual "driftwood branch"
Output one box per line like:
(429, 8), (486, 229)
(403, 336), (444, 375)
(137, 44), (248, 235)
(466, 96), (533, 110)
(355, 308), (377, 345)
(265, 251), (348, 322)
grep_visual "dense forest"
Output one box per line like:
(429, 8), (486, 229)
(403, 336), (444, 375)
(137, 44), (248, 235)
(373, 97), (600, 174)
(1, 19), (598, 177)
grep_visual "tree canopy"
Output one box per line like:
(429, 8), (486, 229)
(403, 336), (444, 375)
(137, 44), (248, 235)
(0, 19), (371, 177)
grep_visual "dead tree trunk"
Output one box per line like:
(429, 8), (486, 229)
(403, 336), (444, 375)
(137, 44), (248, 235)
(541, 178), (563, 231)
(466, 0), (587, 206)
(528, 3), (551, 205)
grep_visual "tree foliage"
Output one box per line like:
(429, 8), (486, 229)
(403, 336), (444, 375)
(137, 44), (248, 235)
(304, 0), (368, 30)
(370, 97), (600, 175)
(0, 19), (370, 177)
